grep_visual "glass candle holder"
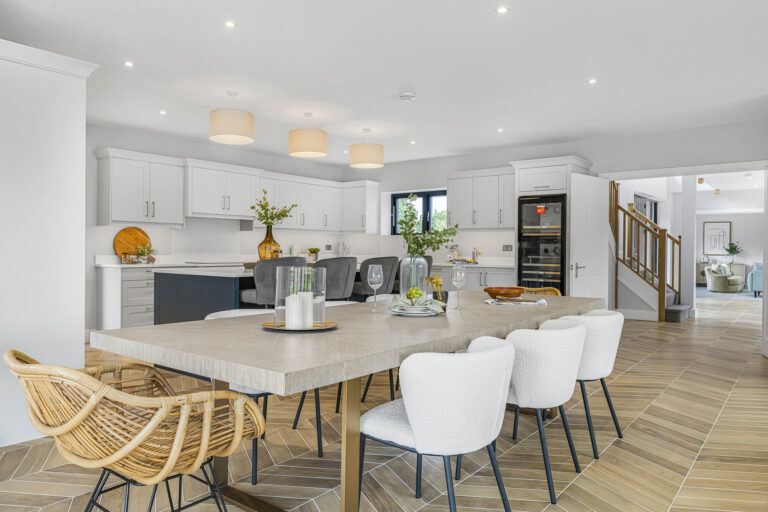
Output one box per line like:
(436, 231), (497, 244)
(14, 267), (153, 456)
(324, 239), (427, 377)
(399, 255), (429, 301)
(275, 266), (326, 329)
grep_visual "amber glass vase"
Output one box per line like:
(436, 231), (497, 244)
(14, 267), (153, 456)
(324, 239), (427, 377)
(258, 225), (281, 260)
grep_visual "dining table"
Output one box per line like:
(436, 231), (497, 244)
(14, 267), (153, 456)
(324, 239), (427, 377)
(90, 290), (604, 512)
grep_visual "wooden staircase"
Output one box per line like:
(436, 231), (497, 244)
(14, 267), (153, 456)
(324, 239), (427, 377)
(609, 182), (688, 322)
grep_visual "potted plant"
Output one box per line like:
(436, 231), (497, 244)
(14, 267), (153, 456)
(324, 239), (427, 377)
(250, 189), (298, 260)
(725, 241), (743, 264)
(308, 247), (320, 263)
(135, 244), (156, 264)
(398, 194), (458, 300)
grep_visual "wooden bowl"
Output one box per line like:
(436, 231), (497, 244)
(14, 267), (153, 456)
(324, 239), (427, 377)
(484, 287), (524, 300)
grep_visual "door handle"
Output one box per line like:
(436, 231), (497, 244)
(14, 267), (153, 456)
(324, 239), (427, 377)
(151, 201), (156, 218)
(145, 201), (149, 218)
(572, 263), (586, 278)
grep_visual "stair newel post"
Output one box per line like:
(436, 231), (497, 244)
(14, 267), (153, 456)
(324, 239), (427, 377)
(657, 228), (668, 322)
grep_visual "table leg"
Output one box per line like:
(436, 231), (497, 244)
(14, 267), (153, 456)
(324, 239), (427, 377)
(340, 378), (361, 512)
(211, 378), (230, 486)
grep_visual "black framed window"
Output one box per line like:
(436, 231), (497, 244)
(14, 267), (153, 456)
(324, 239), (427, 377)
(391, 190), (447, 235)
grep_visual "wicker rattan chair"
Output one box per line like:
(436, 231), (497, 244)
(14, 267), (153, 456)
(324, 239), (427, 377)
(4, 350), (265, 511)
(522, 286), (562, 296)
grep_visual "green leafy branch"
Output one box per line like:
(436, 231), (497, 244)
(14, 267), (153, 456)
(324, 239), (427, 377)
(250, 189), (297, 226)
(398, 194), (458, 256)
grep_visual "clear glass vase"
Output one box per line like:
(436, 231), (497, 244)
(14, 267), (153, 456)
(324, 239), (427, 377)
(275, 266), (326, 329)
(399, 255), (429, 301)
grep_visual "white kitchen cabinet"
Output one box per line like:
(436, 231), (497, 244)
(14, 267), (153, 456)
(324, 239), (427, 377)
(188, 167), (256, 219)
(499, 173), (516, 229)
(433, 264), (516, 290)
(299, 183), (324, 230)
(484, 267), (516, 287)
(517, 165), (567, 194)
(96, 149), (185, 226)
(276, 180), (300, 228)
(226, 172), (256, 216)
(322, 186), (341, 231)
(447, 177), (473, 229)
(341, 186), (366, 231)
(473, 175), (500, 229)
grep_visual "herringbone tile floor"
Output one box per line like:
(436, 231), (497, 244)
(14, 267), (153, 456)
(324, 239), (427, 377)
(0, 295), (764, 512)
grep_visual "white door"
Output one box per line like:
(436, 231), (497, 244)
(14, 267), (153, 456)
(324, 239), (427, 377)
(447, 178), (473, 229)
(323, 186), (341, 231)
(148, 163), (183, 224)
(276, 180), (301, 229)
(226, 172), (256, 217)
(499, 174), (516, 229)
(190, 167), (227, 215)
(473, 176), (500, 228)
(111, 158), (148, 222)
(341, 187), (365, 231)
(299, 183), (324, 230)
(569, 174), (609, 301)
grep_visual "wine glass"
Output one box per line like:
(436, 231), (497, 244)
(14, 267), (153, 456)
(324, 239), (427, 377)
(368, 264), (384, 312)
(451, 264), (466, 310)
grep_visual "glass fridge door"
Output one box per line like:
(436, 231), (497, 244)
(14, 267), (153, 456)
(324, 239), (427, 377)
(518, 195), (566, 293)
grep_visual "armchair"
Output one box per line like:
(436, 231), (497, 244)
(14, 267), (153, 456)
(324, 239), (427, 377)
(705, 266), (744, 293)
(748, 263), (763, 297)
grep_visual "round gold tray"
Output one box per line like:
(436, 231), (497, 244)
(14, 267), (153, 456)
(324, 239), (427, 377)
(262, 321), (338, 332)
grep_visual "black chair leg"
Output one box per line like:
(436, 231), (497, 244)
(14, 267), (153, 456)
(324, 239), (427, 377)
(536, 409), (556, 504)
(559, 405), (580, 473)
(293, 391), (307, 429)
(442, 456), (457, 512)
(206, 459), (229, 512)
(415, 453), (422, 498)
(201, 462), (225, 512)
(314, 388), (324, 457)
(580, 380), (600, 459)
(487, 444), (511, 512)
(361, 374), (373, 402)
(601, 378), (623, 438)
(85, 469), (108, 512)
(359, 435), (366, 502)
(335, 383), (342, 413)
(251, 437), (259, 485)
(123, 481), (130, 512)
(455, 454), (462, 480)
(512, 405), (519, 440)
(261, 395), (269, 440)
(146, 484), (158, 512)
(388, 369), (395, 401)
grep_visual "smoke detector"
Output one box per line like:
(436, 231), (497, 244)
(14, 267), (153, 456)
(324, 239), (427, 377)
(399, 90), (417, 102)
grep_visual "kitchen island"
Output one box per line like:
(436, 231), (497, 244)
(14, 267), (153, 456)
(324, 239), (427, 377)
(153, 266), (254, 324)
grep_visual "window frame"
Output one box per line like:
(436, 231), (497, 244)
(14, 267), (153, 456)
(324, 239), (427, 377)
(390, 189), (447, 235)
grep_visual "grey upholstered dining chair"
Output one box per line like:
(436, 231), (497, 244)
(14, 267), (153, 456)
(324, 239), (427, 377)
(240, 257), (306, 306)
(312, 257), (357, 300)
(353, 256), (399, 297)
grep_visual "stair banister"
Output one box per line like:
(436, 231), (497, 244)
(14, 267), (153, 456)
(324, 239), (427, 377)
(657, 229), (668, 322)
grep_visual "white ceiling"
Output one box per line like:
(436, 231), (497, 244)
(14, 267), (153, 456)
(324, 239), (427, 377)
(2, 0), (768, 166)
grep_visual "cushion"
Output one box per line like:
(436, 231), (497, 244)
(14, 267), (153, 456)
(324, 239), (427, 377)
(241, 288), (259, 303)
(720, 264), (731, 276)
(360, 399), (415, 449)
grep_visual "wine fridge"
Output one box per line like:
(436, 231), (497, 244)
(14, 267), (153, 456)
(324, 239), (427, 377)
(517, 194), (567, 294)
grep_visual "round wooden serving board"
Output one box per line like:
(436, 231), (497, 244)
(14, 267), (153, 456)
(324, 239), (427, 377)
(113, 227), (151, 257)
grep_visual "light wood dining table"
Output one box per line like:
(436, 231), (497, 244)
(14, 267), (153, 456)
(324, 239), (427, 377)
(90, 291), (604, 512)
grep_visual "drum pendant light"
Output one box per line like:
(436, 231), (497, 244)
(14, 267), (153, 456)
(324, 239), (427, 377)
(350, 128), (384, 169)
(289, 113), (327, 158)
(209, 109), (255, 145)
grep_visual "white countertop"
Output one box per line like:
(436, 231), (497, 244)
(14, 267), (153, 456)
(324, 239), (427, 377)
(96, 262), (249, 269)
(152, 266), (253, 278)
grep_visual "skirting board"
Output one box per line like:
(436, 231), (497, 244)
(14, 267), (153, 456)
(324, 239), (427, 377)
(618, 309), (659, 321)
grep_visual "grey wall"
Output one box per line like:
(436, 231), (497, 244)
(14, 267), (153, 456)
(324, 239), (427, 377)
(696, 213), (764, 276)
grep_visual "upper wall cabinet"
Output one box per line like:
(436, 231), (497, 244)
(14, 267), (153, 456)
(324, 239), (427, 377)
(96, 148), (184, 226)
(340, 181), (379, 234)
(512, 156), (592, 196)
(447, 168), (515, 230)
(186, 159), (258, 220)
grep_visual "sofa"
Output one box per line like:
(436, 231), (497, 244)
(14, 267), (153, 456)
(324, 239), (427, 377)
(705, 265), (744, 293)
(747, 263), (763, 297)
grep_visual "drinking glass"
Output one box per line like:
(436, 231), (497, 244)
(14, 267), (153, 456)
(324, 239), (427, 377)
(368, 264), (384, 312)
(451, 264), (466, 310)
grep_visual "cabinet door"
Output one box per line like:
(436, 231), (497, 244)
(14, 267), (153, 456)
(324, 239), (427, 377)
(299, 183), (324, 230)
(447, 178), (473, 229)
(484, 268), (516, 287)
(148, 163), (183, 224)
(341, 187), (365, 231)
(322, 186), (341, 231)
(111, 158), (149, 222)
(499, 174), (516, 229)
(463, 268), (485, 290)
(518, 165), (567, 194)
(277, 180), (301, 228)
(226, 172), (256, 217)
(190, 167), (227, 215)
(473, 176), (500, 228)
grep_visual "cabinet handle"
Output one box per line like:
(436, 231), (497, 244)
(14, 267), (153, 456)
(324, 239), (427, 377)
(227, 195), (231, 210)
(151, 201), (156, 218)
(533, 185), (550, 189)
(146, 281), (153, 286)
(222, 195), (226, 210)
(301, 213), (305, 225)
(145, 201), (149, 218)
(499, 209), (502, 225)
(146, 306), (153, 311)
(472, 210), (477, 225)
(361, 214), (365, 228)
(324, 214), (328, 227)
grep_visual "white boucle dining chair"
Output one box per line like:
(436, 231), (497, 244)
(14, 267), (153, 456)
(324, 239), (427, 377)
(359, 337), (515, 512)
(542, 310), (624, 459)
(505, 322), (586, 504)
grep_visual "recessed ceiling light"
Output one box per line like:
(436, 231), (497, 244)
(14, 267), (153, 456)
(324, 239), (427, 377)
(588, 78), (598, 85)
(409, 140), (416, 145)
(123, 60), (134, 68)
(497, 127), (504, 133)
(496, 6), (509, 14)
(223, 20), (237, 29)
(159, 110), (167, 115)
